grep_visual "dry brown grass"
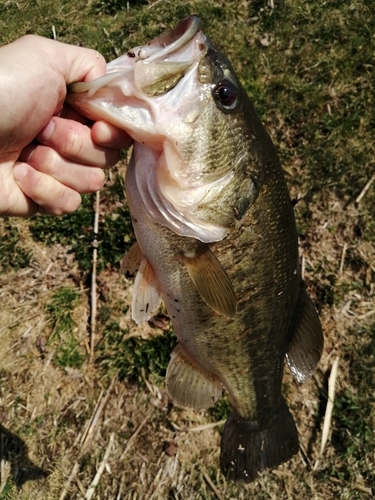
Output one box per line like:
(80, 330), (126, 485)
(1, 181), (374, 499)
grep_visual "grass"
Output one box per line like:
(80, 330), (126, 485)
(97, 320), (177, 383)
(0, 0), (375, 498)
(0, 219), (32, 272)
(30, 173), (135, 273)
(45, 287), (80, 339)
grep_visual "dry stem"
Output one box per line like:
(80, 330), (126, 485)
(90, 190), (100, 359)
(203, 471), (225, 500)
(85, 432), (115, 500)
(314, 356), (340, 470)
(356, 172), (375, 204)
(120, 413), (151, 459)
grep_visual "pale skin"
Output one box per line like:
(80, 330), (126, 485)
(0, 35), (132, 217)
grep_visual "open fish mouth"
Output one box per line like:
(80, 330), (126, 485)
(68, 16), (203, 97)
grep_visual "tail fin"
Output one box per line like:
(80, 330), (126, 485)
(220, 399), (299, 482)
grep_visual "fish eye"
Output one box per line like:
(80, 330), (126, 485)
(213, 80), (237, 109)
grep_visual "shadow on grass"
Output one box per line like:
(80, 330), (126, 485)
(0, 425), (49, 488)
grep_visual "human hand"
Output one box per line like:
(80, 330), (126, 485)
(0, 35), (132, 217)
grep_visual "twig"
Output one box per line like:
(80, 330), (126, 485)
(120, 413), (150, 459)
(298, 439), (311, 470)
(0, 459), (9, 494)
(203, 471), (225, 500)
(314, 356), (340, 470)
(339, 243), (347, 276)
(301, 254), (305, 280)
(321, 356), (340, 453)
(59, 461), (80, 500)
(356, 172), (375, 204)
(354, 484), (373, 495)
(171, 420), (226, 432)
(357, 309), (375, 320)
(85, 433), (115, 500)
(115, 473), (126, 500)
(79, 388), (104, 448)
(90, 190), (100, 359)
(75, 475), (87, 497)
(148, 0), (164, 8)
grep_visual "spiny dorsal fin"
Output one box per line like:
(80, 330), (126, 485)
(132, 256), (162, 325)
(285, 288), (324, 383)
(166, 344), (223, 409)
(121, 242), (142, 278)
(182, 245), (236, 318)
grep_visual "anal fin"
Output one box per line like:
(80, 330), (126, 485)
(132, 256), (162, 325)
(220, 399), (299, 482)
(183, 245), (236, 318)
(286, 287), (324, 383)
(166, 344), (223, 409)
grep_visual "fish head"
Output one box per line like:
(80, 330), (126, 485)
(67, 17), (206, 149)
(67, 17), (274, 242)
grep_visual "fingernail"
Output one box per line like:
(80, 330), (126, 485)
(37, 119), (55, 142)
(13, 163), (28, 182)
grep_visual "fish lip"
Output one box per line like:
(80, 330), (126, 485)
(139, 16), (201, 62)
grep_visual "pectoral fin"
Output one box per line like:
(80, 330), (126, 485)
(183, 246), (236, 318)
(132, 256), (162, 325)
(121, 242), (142, 278)
(166, 344), (223, 409)
(285, 288), (324, 383)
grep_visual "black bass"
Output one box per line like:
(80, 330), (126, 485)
(67, 17), (323, 482)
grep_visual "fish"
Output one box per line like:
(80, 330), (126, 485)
(67, 17), (323, 482)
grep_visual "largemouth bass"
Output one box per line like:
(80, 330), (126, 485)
(67, 17), (323, 482)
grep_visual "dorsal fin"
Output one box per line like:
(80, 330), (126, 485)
(182, 245), (236, 318)
(285, 287), (324, 383)
(132, 256), (162, 325)
(166, 344), (223, 409)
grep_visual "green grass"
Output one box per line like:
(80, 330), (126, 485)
(98, 320), (176, 383)
(45, 287), (80, 339)
(55, 336), (86, 369)
(0, 220), (32, 272)
(45, 287), (87, 368)
(30, 174), (135, 273)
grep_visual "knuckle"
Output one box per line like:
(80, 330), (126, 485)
(45, 148), (63, 175)
(81, 168), (105, 194)
(90, 169), (105, 191)
(64, 127), (85, 159)
(52, 190), (81, 215)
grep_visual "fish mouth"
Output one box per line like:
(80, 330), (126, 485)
(68, 17), (203, 97)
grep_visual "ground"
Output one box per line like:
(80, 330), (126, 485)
(0, 1), (374, 499)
